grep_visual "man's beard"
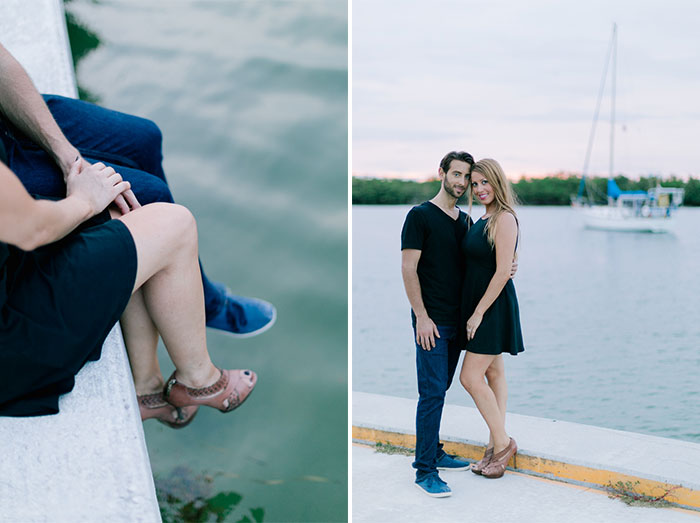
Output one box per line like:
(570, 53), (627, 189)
(443, 179), (465, 199)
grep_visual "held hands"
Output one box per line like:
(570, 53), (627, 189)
(466, 312), (483, 341)
(415, 315), (440, 351)
(63, 155), (140, 214)
(510, 259), (518, 279)
(65, 158), (133, 216)
(112, 185), (141, 215)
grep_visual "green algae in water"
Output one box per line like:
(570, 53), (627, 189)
(156, 466), (264, 523)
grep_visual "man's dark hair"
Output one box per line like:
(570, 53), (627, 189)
(439, 151), (474, 173)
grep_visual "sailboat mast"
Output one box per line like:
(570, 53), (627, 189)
(609, 23), (617, 179)
(580, 23), (616, 202)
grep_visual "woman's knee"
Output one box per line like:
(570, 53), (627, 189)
(485, 365), (504, 383)
(156, 203), (197, 248)
(120, 202), (197, 258)
(460, 372), (482, 394)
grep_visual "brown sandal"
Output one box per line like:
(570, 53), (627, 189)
(471, 447), (494, 475)
(481, 438), (517, 479)
(138, 392), (198, 429)
(163, 368), (257, 413)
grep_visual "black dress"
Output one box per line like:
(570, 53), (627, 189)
(0, 212), (137, 416)
(459, 217), (524, 355)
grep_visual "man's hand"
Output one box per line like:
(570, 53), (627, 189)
(112, 189), (141, 214)
(415, 315), (440, 351)
(510, 258), (518, 279)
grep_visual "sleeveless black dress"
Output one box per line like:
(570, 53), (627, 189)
(0, 212), (137, 416)
(459, 217), (524, 355)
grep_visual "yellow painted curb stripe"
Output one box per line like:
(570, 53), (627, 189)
(353, 426), (700, 510)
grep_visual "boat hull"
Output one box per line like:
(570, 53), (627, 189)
(582, 207), (675, 233)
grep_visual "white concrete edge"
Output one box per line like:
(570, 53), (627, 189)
(53, 0), (79, 98)
(113, 323), (162, 516)
(0, 0), (160, 520)
(353, 391), (700, 490)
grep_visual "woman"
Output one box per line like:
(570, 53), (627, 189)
(0, 156), (256, 422)
(458, 158), (524, 478)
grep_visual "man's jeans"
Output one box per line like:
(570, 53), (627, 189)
(412, 322), (462, 480)
(0, 95), (226, 318)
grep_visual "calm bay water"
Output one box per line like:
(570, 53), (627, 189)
(70, 2), (347, 521)
(353, 205), (700, 444)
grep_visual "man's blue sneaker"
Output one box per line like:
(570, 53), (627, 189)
(436, 453), (470, 471)
(206, 284), (277, 338)
(415, 474), (452, 498)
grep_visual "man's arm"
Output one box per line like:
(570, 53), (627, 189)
(401, 249), (440, 351)
(0, 43), (79, 178)
(0, 43), (139, 214)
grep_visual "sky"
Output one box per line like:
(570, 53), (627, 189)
(352, 0), (700, 180)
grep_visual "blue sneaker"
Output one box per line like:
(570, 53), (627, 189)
(206, 284), (277, 338)
(415, 474), (451, 498)
(436, 453), (470, 471)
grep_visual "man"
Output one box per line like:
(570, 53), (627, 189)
(401, 151), (475, 497)
(0, 42), (274, 337)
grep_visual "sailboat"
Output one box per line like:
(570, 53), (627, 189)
(575, 23), (684, 233)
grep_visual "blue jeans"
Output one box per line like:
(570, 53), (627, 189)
(0, 95), (225, 318)
(412, 322), (462, 480)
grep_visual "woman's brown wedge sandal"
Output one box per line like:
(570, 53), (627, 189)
(481, 438), (517, 479)
(138, 392), (199, 428)
(163, 368), (257, 413)
(471, 447), (494, 475)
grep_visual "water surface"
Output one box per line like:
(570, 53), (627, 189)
(353, 205), (700, 443)
(70, 2), (348, 521)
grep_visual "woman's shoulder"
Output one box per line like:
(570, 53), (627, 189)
(494, 211), (518, 243)
(495, 211), (517, 227)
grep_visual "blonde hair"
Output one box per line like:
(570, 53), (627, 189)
(468, 158), (519, 250)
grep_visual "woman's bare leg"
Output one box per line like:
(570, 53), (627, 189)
(118, 203), (219, 389)
(460, 352), (510, 453)
(120, 288), (163, 395)
(484, 355), (507, 449)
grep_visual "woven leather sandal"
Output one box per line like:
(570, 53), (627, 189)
(138, 392), (199, 429)
(163, 368), (257, 413)
(482, 438), (517, 479)
(471, 447), (494, 475)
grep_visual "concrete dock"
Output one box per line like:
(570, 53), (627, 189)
(353, 391), (700, 521)
(0, 1), (160, 521)
(353, 444), (700, 523)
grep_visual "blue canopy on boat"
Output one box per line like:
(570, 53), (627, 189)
(607, 179), (647, 199)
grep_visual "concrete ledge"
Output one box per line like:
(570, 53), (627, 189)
(0, 0), (77, 98)
(353, 391), (700, 511)
(0, 1), (160, 521)
(0, 327), (160, 521)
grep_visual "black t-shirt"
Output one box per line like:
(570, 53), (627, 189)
(401, 201), (471, 325)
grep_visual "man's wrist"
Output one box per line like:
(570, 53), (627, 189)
(51, 143), (79, 176)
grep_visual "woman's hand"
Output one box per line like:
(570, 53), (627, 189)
(466, 312), (483, 341)
(65, 158), (131, 216)
(65, 156), (141, 214)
